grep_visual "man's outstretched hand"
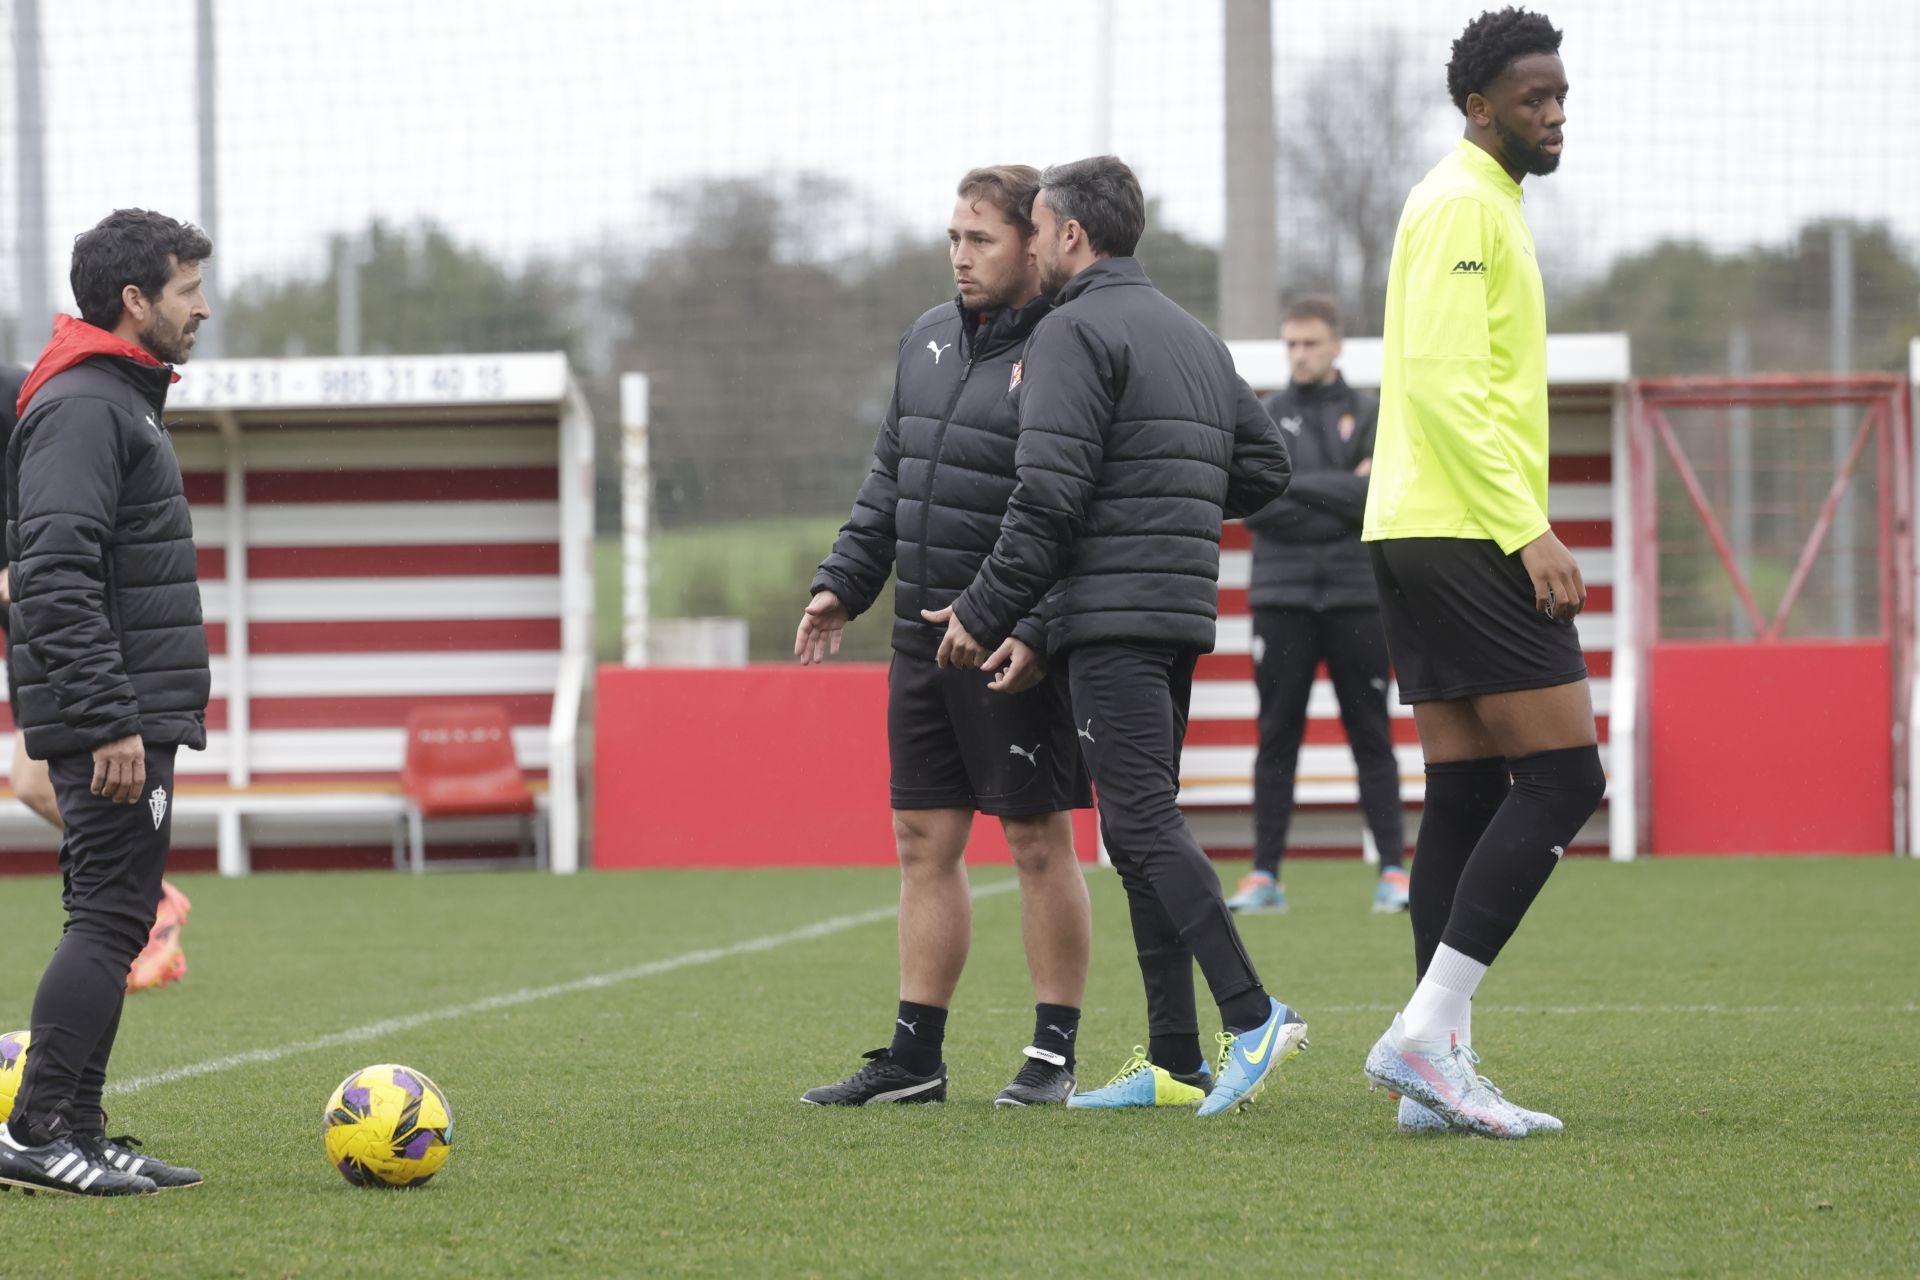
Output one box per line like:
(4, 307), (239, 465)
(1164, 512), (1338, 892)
(795, 590), (850, 665)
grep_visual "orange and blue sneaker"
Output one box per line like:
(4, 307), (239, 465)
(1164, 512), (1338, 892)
(1372, 867), (1411, 913)
(1195, 997), (1309, 1117)
(1066, 1048), (1211, 1109)
(1225, 871), (1286, 914)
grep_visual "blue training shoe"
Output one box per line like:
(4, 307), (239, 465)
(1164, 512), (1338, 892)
(1194, 997), (1309, 1117)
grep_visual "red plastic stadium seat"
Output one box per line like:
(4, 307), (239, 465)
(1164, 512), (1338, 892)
(397, 703), (544, 873)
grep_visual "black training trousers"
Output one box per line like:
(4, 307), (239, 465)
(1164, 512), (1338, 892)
(1251, 607), (1405, 875)
(9, 746), (176, 1139)
(1063, 643), (1263, 1035)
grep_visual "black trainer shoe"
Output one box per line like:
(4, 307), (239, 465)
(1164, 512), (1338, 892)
(80, 1134), (203, 1191)
(994, 1046), (1076, 1107)
(0, 1123), (157, 1197)
(799, 1049), (947, 1105)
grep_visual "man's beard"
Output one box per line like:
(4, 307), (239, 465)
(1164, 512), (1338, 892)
(1495, 118), (1560, 176)
(1038, 255), (1071, 297)
(141, 315), (195, 364)
(968, 273), (1016, 311)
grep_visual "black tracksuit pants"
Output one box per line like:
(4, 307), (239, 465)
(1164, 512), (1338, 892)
(1252, 607), (1405, 876)
(9, 746), (176, 1140)
(1064, 643), (1264, 1039)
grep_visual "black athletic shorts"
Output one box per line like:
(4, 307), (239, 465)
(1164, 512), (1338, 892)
(887, 651), (1092, 817)
(1368, 538), (1588, 704)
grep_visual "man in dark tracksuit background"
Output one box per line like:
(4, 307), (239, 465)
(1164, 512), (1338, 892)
(1227, 296), (1409, 917)
(0, 209), (213, 1197)
(930, 156), (1307, 1117)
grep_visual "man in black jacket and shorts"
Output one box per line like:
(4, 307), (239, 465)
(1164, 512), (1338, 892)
(931, 156), (1305, 1117)
(797, 167), (1094, 1108)
(0, 210), (213, 1195)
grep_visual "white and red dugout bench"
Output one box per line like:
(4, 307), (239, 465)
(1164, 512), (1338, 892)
(1, 353), (595, 875)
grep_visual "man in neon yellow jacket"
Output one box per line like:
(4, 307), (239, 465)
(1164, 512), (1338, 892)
(1359, 7), (1606, 1139)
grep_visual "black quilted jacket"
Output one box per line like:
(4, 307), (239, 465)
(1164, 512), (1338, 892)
(952, 257), (1293, 654)
(1242, 375), (1380, 611)
(813, 295), (1051, 658)
(7, 351), (209, 757)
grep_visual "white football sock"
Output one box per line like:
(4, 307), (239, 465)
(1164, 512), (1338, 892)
(1400, 944), (1487, 1044)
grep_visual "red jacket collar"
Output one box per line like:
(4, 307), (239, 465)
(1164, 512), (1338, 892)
(15, 314), (179, 419)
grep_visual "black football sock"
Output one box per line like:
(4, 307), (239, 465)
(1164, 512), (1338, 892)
(1149, 1034), (1206, 1077)
(1031, 1003), (1080, 1069)
(888, 1001), (948, 1077)
(1440, 745), (1607, 965)
(1411, 757), (1510, 979)
(1219, 986), (1274, 1035)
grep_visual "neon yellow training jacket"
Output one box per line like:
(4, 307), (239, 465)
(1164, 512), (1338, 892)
(1363, 138), (1550, 554)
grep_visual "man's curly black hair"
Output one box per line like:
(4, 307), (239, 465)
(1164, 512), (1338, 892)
(1447, 8), (1564, 114)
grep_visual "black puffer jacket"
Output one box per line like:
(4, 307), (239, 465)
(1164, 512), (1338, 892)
(813, 295), (1050, 658)
(1243, 375), (1380, 611)
(952, 257), (1292, 654)
(0, 366), (23, 643)
(7, 332), (210, 758)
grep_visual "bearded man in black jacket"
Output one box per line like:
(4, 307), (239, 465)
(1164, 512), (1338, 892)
(0, 210), (212, 1196)
(797, 167), (1094, 1109)
(931, 156), (1307, 1117)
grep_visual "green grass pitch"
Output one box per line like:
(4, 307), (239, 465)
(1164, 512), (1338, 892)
(0, 858), (1914, 1277)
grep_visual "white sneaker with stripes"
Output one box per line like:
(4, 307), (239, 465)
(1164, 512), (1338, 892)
(0, 1122), (159, 1197)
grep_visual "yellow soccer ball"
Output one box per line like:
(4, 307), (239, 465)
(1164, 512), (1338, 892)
(322, 1063), (453, 1188)
(0, 1030), (27, 1120)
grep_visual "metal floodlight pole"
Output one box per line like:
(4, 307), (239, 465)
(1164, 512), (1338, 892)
(1727, 325), (1754, 640)
(1092, 0), (1114, 154)
(1220, 0), (1279, 340)
(621, 374), (652, 668)
(14, 0), (49, 364)
(195, 0), (225, 358)
(335, 233), (363, 356)
(1830, 222), (1855, 636)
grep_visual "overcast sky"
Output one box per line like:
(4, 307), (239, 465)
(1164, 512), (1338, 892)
(4, 0), (1917, 308)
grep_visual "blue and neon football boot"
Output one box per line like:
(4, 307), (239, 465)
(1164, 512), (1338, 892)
(1065, 1047), (1211, 1109)
(1195, 997), (1309, 1117)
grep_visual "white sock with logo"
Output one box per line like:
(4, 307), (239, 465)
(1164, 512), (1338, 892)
(1400, 944), (1487, 1045)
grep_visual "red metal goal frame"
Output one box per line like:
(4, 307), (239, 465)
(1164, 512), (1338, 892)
(1626, 373), (1913, 853)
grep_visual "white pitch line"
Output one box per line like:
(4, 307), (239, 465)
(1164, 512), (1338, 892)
(1312, 1002), (1920, 1017)
(981, 1002), (1919, 1017)
(108, 878), (1022, 1098)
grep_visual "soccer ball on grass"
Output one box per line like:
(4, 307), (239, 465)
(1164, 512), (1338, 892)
(0, 1031), (27, 1119)
(323, 1063), (453, 1188)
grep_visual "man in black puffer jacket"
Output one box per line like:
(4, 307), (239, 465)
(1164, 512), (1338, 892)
(796, 167), (1093, 1110)
(933, 156), (1304, 1118)
(1226, 295), (1407, 918)
(0, 210), (212, 1197)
